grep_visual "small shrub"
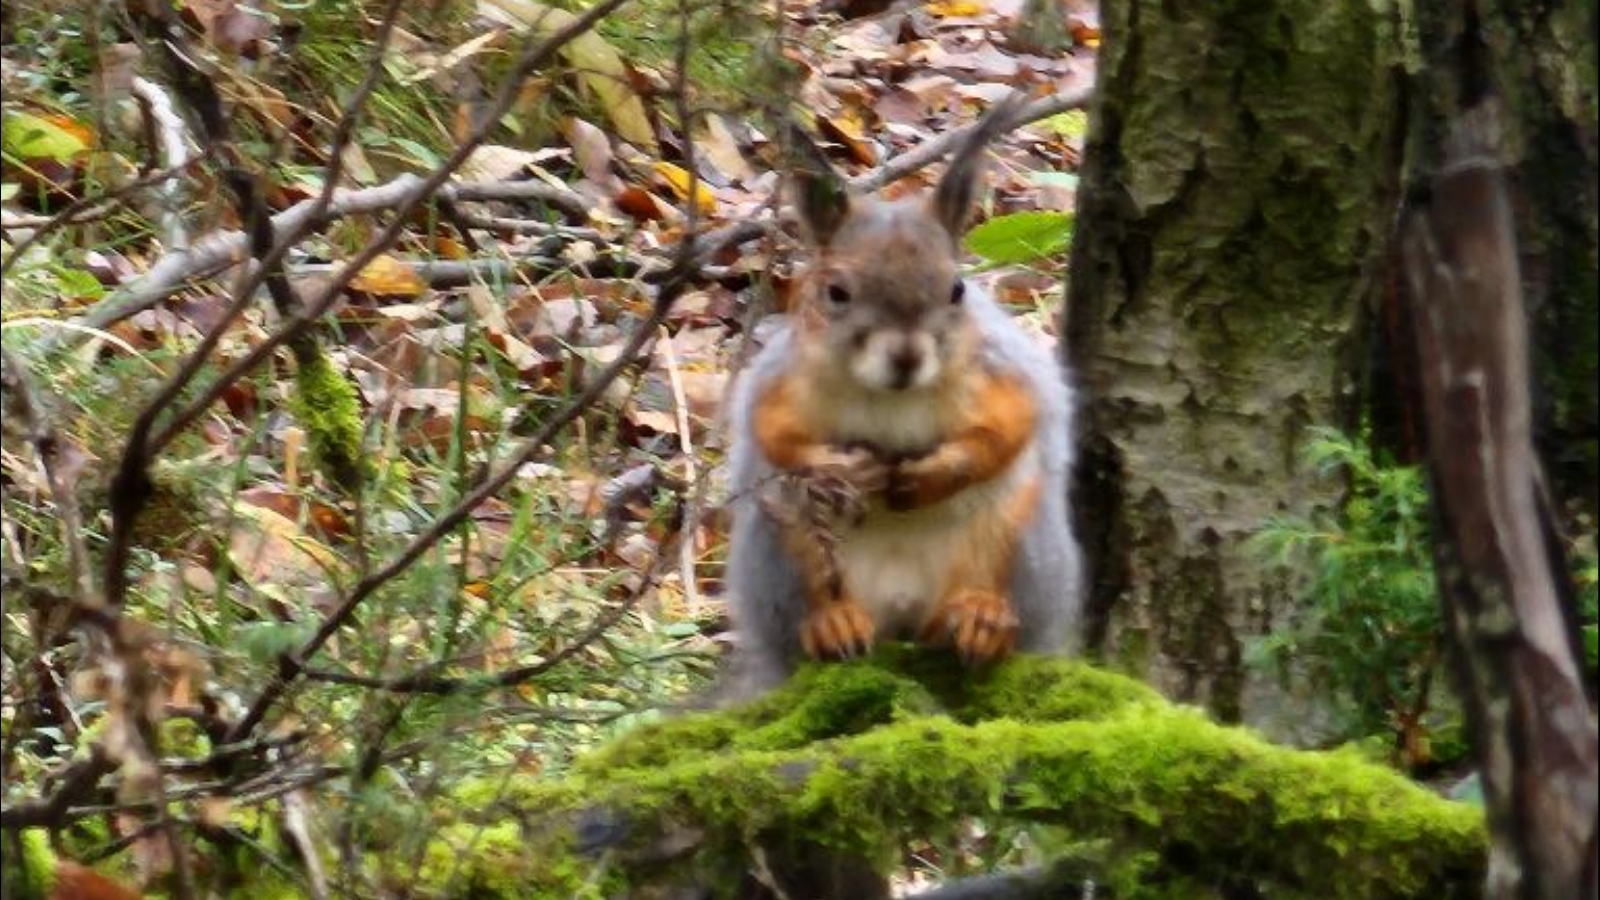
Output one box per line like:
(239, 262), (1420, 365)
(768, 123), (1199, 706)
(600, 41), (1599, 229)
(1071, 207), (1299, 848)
(1251, 428), (1447, 769)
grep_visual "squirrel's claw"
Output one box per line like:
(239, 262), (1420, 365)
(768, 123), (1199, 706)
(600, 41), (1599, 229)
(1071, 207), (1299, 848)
(801, 600), (876, 660)
(922, 589), (1019, 667)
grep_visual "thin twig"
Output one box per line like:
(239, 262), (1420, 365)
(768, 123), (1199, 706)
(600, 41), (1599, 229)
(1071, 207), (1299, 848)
(0, 153), (209, 278)
(848, 86), (1093, 193)
(1, 348), (96, 607)
(144, 0), (640, 467)
(224, 231), (693, 743)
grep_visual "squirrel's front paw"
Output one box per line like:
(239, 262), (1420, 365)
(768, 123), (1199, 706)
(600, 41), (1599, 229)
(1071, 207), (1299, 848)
(920, 589), (1019, 666)
(808, 445), (890, 494)
(887, 452), (961, 511)
(800, 599), (877, 660)
(790, 445), (889, 523)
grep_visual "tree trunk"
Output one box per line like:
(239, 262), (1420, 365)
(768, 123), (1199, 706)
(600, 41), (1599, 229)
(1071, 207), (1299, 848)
(1469, 3), (1600, 519)
(1063, 0), (1405, 738)
(1399, 100), (1598, 900)
(1398, 3), (1599, 898)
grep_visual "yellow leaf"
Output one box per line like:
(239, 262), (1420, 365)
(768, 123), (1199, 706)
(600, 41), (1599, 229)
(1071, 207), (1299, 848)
(816, 111), (878, 166)
(927, 0), (985, 15)
(349, 254), (427, 298)
(652, 162), (716, 216)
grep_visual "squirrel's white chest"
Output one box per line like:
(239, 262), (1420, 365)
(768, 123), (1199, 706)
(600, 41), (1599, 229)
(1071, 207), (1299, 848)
(837, 445), (1038, 635)
(824, 389), (950, 454)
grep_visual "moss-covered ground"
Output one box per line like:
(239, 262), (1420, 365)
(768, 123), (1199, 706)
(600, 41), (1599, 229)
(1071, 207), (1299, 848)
(403, 650), (1486, 899)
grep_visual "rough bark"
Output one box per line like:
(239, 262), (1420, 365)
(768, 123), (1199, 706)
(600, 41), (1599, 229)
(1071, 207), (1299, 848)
(1399, 101), (1599, 900)
(1063, 0), (1405, 738)
(1397, 4), (1600, 897)
(1470, 3), (1600, 518)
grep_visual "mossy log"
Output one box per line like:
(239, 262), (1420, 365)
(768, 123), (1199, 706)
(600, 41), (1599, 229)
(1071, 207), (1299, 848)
(413, 651), (1486, 899)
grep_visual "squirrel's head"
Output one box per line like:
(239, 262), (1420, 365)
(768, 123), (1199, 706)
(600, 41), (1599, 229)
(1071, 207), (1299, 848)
(785, 97), (1020, 394)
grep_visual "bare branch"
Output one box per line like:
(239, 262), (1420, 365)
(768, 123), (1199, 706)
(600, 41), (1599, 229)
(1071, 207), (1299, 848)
(848, 86), (1093, 194)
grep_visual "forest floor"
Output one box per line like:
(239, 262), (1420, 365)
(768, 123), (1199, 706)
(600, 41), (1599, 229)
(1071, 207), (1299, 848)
(1, 0), (1104, 891)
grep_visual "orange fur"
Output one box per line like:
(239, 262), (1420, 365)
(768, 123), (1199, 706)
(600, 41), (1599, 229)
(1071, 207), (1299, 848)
(752, 347), (1042, 664)
(920, 474), (1042, 663)
(888, 372), (1037, 510)
(729, 95), (1075, 679)
(751, 375), (829, 471)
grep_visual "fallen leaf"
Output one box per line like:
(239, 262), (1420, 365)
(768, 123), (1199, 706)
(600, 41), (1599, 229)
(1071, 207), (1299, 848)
(239, 487), (352, 541)
(613, 185), (672, 222)
(562, 116), (622, 193)
(651, 162), (717, 216)
(228, 503), (341, 593)
(52, 863), (146, 900)
(460, 144), (542, 182)
(816, 110), (879, 166)
(927, 0), (985, 16)
(421, 28), (504, 81)
(479, 0), (659, 152)
(348, 255), (427, 299)
(697, 115), (757, 184)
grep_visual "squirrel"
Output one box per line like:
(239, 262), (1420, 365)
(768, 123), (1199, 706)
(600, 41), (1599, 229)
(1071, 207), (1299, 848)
(722, 96), (1083, 693)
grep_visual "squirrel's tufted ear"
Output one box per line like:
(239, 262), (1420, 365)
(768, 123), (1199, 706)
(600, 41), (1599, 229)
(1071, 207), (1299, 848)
(932, 92), (1027, 238)
(783, 120), (851, 247)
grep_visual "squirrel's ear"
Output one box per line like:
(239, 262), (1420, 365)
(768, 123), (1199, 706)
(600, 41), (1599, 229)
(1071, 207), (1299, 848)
(791, 167), (851, 246)
(932, 93), (1027, 238)
(782, 120), (851, 246)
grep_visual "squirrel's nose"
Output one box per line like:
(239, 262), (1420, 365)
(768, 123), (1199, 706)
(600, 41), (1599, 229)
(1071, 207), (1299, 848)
(888, 345), (922, 387)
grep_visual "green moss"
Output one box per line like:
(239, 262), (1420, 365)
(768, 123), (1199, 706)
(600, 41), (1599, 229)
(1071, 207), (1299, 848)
(943, 647), (1165, 722)
(417, 821), (540, 896)
(3, 830), (58, 900)
(576, 657), (941, 774)
(228, 878), (309, 900)
(159, 716), (209, 760)
(410, 652), (1484, 899)
(290, 349), (366, 492)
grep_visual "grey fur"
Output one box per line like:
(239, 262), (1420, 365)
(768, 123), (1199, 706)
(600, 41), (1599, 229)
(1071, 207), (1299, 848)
(722, 286), (1083, 695)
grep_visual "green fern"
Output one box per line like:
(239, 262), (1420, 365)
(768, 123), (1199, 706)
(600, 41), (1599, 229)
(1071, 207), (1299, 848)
(1250, 427), (1443, 763)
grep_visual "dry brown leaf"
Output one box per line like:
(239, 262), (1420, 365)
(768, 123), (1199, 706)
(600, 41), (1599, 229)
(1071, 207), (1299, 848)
(52, 862), (147, 900)
(400, 413), (496, 453)
(816, 110), (879, 167)
(239, 487), (352, 541)
(698, 115), (757, 184)
(219, 76), (296, 132)
(479, 0), (659, 152)
(562, 116), (622, 193)
(626, 405), (679, 438)
(917, 41), (1021, 78)
(228, 503), (340, 593)
(832, 19), (898, 57)
(460, 144), (542, 182)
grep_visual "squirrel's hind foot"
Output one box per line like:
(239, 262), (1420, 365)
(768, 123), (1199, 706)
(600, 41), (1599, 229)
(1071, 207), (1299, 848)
(920, 589), (1020, 666)
(800, 599), (877, 660)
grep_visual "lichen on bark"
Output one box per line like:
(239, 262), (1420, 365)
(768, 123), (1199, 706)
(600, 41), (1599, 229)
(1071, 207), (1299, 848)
(1065, 0), (1410, 740)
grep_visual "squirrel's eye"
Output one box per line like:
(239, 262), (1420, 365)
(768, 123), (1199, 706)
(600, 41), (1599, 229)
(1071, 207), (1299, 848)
(827, 284), (852, 305)
(950, 281), (966, 305)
